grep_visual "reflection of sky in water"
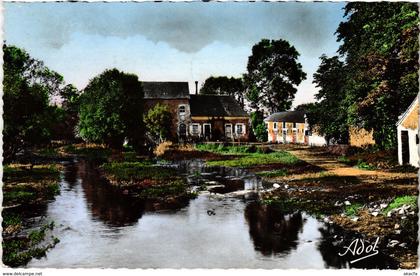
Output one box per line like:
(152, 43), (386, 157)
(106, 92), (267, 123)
(27, 160), (397, 269)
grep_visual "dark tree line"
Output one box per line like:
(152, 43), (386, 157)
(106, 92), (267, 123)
(307, 2), (418, 149)
(3, 44), (75, 162)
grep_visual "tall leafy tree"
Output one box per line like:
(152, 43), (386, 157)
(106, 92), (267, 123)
(51, 84), (81, 141)
(244, 39), (306, 113)
(143, 103), (173, 143)
(250, 111), (267, 142)
(3, 44), (65, 162)
(311, 55), (349, 144)
(336, 2), (419, 149)
(78, 69), (144, 149)
(199, 76), (245, 107)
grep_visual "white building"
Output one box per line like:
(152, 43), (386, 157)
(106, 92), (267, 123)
(396, 97), (419, 167)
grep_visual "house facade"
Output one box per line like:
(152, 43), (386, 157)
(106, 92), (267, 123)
(143, 81), (250, 142)
(264, 111), (326, 146)
(397, 97), (419, 167)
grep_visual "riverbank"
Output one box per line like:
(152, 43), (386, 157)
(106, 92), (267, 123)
(172, 143), (418, 269)
(2, 163), (62, 267)
(263, 146), (418, 269)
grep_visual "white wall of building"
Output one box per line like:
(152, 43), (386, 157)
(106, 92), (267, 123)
(308, 134), (327, 147)
(397, 125), (419, 167)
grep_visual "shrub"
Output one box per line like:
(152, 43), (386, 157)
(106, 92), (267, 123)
(154, 141), (173, 157)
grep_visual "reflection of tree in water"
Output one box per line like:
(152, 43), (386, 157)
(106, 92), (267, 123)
(62, 161), (79, 189)
(77, 160), (145, 227)
(317, 224), (399, 269)
(244, 202), (304, 256)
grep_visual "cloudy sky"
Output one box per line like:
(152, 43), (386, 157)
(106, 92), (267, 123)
(4, 2), (346, 107)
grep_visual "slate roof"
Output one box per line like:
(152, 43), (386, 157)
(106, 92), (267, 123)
(190, 95), (249, 117)
(264, 111), (306, 123)
(143, 81), (190, 99)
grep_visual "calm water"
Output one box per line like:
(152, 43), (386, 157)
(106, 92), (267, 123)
(25, 159), (397, 269)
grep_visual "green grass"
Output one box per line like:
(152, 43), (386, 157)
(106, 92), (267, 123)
(338, 156), (354, 165)
(261, 197), (337, 218)
(63, 145), (111, 161)
(356, 159), (376, 170)
(122, 151), (139, 162)
(101, 161), (177, 181)
(344, 203), (363, 217)
(3, 221), (59, 267)
(2, 213), (22, 228)
(137, 179), (192, 199)
(382, 195), (418, 214)
(3, 191), (36, 203)
(196, 144), (251, 154)
(4, 164), (60, 181)
(207, 151), (301, 168)
(256, 169), (289, 177)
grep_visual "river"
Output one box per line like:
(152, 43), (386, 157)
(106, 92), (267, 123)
(25, 159), (396, 269)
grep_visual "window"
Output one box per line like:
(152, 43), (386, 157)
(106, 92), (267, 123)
(191, 124), (200, 135)
(236, 124), (245, 135)
(282, 122), (286, 128)
(179, 105), (186, 114)
(293, 122), (297, 128)
(273, 122), (278, 130)
(417, 134), (419, 145)
(225, 124), (233, 137)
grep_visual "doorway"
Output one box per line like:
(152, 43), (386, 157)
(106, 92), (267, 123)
(179, 123), (187, 139)
(203, 124), (211, 140)
(401, 130), (410, 164)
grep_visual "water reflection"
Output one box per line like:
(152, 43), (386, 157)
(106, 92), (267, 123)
(62, 161), (79, 189)
(77, 160), (146, 227)
(317, 224), (399, 269)
(245, 202), (304, 256)
(23, 159), (401, 269)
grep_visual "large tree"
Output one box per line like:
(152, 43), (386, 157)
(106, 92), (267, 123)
(143, 103), (173, 143)
(199, 76), (245, 107)
(336, 2), (419, 149)
(51, 84), (81, 141)
(244, 39), (306, 113)
(3, 44), (65, 162)
(78, 69), (144, 149)
(310, 55), (349, 144)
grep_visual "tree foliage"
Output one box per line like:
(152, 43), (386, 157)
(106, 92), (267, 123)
(335, 2), (419, 149)
(78, 69), (144, 149)
(3, 44), (65, 162)
(143, 103), (173, 143)
(199, 76), (245, 107)
(244, 39), (306, 113)
(52, 84), (81, 141)
(250, 111), (267, 142)
(310, 55), (349, 144)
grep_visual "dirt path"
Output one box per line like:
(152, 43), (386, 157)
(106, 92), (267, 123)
(279, 145), (416, 181)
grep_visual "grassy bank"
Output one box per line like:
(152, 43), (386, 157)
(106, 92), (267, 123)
(3, 163), (62, 267)
(3, 164), (61, 206)
(196, 144), (301, 168)
(101, 161), (195, 200)
(2, 218), (60, 267)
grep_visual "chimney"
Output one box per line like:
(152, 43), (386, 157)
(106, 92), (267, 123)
(195, 81), (198, 95)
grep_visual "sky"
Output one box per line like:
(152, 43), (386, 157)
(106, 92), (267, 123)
(4, 2), (346, 108)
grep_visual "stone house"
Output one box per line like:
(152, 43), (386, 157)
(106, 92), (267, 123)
(143, 81), (250, 142)
(264, 111), (326, 146)
(396, 97), (419, 167)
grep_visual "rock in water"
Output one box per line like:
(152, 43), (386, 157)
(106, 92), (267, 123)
(273, 183), (280, 189)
